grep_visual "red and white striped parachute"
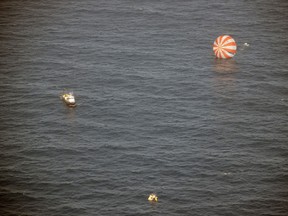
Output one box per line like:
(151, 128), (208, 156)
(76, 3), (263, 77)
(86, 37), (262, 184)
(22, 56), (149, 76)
(213, 35), (237, 59)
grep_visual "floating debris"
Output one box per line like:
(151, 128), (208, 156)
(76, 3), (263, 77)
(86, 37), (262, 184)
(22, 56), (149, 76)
(60, 90), (76, 107)
(148, 193), (158, 202)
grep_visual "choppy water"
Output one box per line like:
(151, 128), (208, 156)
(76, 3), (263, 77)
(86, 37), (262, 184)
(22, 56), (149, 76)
(0, 0), (288, 215)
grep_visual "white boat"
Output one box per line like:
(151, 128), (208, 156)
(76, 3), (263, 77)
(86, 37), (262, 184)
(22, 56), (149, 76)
(61, 91), (76, 107)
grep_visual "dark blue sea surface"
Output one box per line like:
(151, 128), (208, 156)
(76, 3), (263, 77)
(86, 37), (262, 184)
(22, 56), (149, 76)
(0, 0), (288, 215)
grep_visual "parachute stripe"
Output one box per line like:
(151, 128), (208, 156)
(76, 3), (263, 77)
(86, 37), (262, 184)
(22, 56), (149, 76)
(222, 49), (234, 58)
(223, 42), (237, 47)
(222, 47), (237, 53)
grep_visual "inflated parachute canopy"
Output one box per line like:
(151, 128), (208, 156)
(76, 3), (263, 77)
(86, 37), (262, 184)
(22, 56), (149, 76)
(213, 35), (237, 59)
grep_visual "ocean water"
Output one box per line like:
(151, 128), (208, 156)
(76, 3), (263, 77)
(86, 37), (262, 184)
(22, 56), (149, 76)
(0, 0), (288, 215)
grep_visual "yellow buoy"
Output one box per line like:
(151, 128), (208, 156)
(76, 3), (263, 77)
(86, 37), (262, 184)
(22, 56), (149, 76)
(148, 193), (158, 202)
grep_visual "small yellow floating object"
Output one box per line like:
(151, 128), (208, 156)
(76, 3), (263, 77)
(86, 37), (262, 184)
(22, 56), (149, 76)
(148, 193), (158, 202)
(61, 91), (76, 107)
